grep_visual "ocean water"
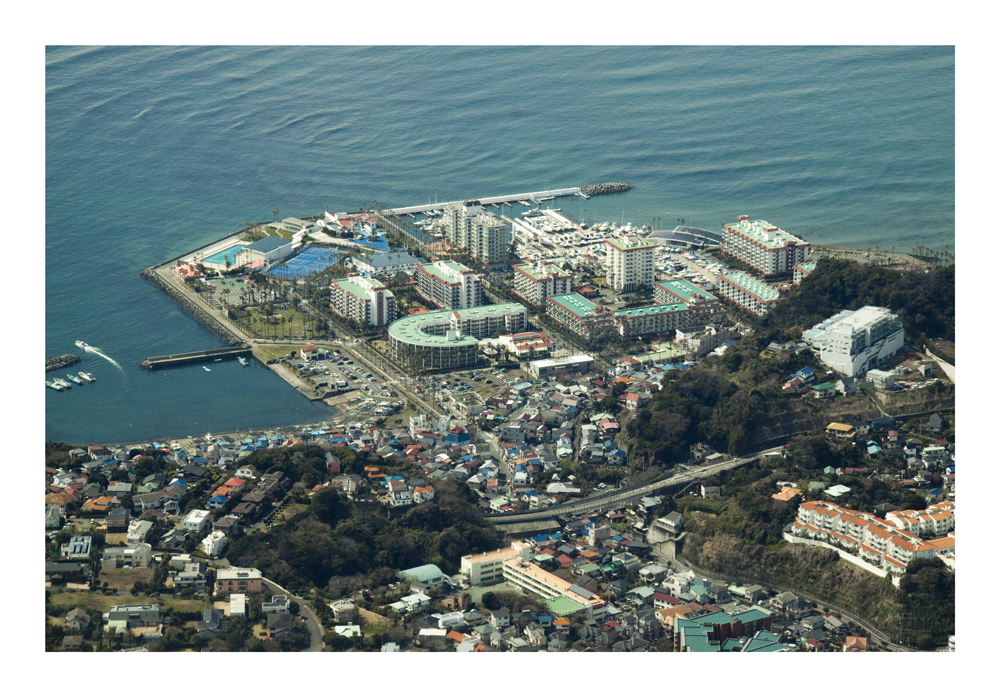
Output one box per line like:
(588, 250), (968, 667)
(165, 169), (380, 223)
(45, 46), (955, 444)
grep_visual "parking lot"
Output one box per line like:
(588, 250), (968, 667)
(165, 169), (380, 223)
(295, 350), (397, 400)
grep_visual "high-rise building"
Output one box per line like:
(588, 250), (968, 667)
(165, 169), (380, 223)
(721, 216), (810, 276)
(416, 260), (484, 310)
(513, 261), (572, 306)
(606, 235), (656, 292)
(330, 275), (397, 327)
(443, 200), (510, 263)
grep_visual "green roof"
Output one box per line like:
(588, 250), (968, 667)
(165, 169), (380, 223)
(398, 564), (446, 583)
(812, 382), (836, 390)
(578, 563), (600, 573)
(613, 302), (688, 319)
(549, 293), (600, 317)
(387, 303), (526, 348)
(726, 219), (807, 250)
(420, 260), (472, 283)
(656, 279), (717, 303)
(796, 261), (817, 273)
(543, 596), (588, 618)
(722, 271), (781, 301)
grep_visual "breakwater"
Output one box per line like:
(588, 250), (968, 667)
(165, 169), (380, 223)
(580, 182), (633, 196)
(46, 354), (82, 372)
(139, 267), (244, 346)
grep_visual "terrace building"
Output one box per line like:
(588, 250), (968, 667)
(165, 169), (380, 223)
(721, 216), (810, 276)
(547, 293), (616, 338)
(513, 262), (572, 306)
(613, 302), (691, 337)
(330, 275), (397, 327)
(417, 260), (483, 310)
(606, 235), (657, 292)
(654, 279), (725, 323)
(215, 567), (264, 595)
(717, 271), (785, 316)
(793, 261), (817, 285)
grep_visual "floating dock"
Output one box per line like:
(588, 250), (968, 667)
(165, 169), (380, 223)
(141, 345), (253, 370)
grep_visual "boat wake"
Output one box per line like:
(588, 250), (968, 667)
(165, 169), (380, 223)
(80, 343), (123, 371)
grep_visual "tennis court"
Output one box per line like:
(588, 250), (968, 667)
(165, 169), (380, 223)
(267, 246), (343, 278)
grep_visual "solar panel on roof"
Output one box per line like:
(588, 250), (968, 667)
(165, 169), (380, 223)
(567, 584), (593, 599)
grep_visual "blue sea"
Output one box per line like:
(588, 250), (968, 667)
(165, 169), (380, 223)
(45, 46), (955, 445)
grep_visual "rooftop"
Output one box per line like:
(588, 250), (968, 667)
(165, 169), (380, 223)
(387, 302), (526, 348)
(725, 218), (807, 250)
(655, 279), (717, 303)
(721, 271), (781, 301)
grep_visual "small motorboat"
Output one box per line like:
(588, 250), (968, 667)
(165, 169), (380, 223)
(203, 366), (212, 372)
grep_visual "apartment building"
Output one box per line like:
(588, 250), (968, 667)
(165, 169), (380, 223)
(460, 546), (522, 586)
(721, 216), (810, 276)
(513, 261), (572, 306)
(613, 302), (692, 337)
(717, 271), (785, 316)
(803, 306), (905, 377)
(606, 235), (656, 292)
(793, 500), (955, 576)
(416, 260), (483, 310)
(443, 200), (510, 263)
(654, 279), (725, 323)
(547, 293), (616, 338)
(330, 275), (397, 327)
(793, 261), (817, 285)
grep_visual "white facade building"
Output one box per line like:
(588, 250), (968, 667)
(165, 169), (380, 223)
(606, 235), (656, 292)
(201, 530), (229, 558)
(330, 275), (397, 327)
(513, 262), (572, 306)
(804, 306), (905, 377)
(721, 216), (810, 276)
(416, 260), (483, 310)
(181, 509), (211, 533)
(443, 200), (509, 263)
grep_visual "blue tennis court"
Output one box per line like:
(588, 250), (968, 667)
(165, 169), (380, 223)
(267, 247), (343, 278)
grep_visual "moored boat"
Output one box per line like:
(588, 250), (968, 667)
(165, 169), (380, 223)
(78, 372), (96, 382)
(46, 380), (64, 391)
(203, 366), (212, 372)
(238, 357), (248, 366)
(66, 373), (82, 384)
(54, 378), (72, 388)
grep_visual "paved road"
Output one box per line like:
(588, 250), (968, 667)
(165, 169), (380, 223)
(923, 345), (955, 383)
(484, 447), (784, 523)
(260, 577), (325, 651)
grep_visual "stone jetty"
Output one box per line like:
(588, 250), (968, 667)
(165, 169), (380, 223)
(580, 182), (633, 196)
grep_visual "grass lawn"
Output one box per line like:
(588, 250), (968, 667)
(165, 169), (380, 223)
(105, 533), (127, 545)
(98, 568), (154, 592)
(253, 344), (301, 362)
(48, 592), (206, 614)
(244, 305), (315, 340)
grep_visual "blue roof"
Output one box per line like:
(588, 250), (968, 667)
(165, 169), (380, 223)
(797, 367), (815, 375)
(209, 495), (227, 503)
(192, 457), (208, 463)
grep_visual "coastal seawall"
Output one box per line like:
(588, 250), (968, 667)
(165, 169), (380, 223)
(580, 182), (633, 196)
(140, 267), (244, 346)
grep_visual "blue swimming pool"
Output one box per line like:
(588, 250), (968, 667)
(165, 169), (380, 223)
(201, 243), (246, 266)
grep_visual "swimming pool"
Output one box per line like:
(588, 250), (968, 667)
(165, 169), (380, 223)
(201, 243), (246, 266)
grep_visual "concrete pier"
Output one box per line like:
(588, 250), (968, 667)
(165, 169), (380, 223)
(386, 187), (582, 215)
(141, 346), (252, 370)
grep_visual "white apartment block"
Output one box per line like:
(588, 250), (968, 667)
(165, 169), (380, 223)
(444, 200), (510, 263)
(416, 260), (483, 310)
(803, 306), (905, 377)
(181, 509), (211, 533)
(606, 236), (656, 292)
(513, 261), (572, 306)
(793, 500), (955, 576)
(721, 216), (810, 276)
(718, 271), (785, 316)
(330, 275), (397, 327)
